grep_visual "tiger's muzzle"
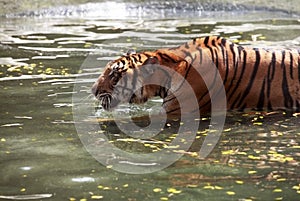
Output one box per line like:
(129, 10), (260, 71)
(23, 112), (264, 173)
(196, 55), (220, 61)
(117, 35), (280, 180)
(92, 84), (120, 110)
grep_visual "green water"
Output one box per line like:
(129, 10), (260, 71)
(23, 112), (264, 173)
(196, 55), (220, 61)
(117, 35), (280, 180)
(0, 1), (300, 201)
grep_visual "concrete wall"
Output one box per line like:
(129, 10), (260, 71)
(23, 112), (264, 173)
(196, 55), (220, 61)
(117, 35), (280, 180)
(0, 0), (299, 16)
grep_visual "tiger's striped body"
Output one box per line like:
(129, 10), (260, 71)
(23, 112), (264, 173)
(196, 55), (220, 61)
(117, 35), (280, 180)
(92, 36), (300, 115)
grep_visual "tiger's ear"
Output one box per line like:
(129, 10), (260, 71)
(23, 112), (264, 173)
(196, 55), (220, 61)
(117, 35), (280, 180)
(143, 56), (159, 65)
(140, 56), (159, 76)
(126, 49), (136, 56)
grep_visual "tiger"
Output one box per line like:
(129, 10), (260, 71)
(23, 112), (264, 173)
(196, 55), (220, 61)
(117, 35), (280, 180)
(92, 36), (300, 116)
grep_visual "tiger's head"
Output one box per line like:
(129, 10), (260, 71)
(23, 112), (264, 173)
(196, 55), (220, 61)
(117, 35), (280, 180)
(91, 49), (188, 111)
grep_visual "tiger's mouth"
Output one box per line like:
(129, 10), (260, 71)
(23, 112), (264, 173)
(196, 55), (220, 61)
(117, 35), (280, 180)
(97, 93), (120, 110)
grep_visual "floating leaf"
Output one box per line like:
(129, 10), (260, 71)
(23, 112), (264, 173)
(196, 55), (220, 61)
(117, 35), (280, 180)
(222, 150), (235, 155)
(226, 191), (235, 195)
(187, 185), (198, 188)
(167, 188), (182, 194)
(214, 186), (223, 190)
(248, 155), (261, 160)
(91, 195), (103, 199)
(153, 188), (162, 193)
(253, 122), (263, 126)
(236, 180), (244, 184)
(273, 189), (282, 193)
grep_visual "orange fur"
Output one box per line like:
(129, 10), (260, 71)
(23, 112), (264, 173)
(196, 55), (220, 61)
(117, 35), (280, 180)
(92, 36), (300, 115)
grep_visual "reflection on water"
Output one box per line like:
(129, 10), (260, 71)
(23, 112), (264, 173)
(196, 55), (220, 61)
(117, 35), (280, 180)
(0, 1), (300, 200)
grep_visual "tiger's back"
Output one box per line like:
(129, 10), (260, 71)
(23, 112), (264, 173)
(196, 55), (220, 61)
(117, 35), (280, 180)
(170, 36), (300, 112)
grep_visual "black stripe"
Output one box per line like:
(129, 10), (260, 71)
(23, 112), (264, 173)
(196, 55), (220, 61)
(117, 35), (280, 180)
(166, 107), (181, 114)
(221, 38), (227, 47)
(281, 51), (293, 108)
(298, 52), (300, 82)
(220, 41), (226, 66)
(193, 38), (196, 45)
(266, 52), (276, 109)
(157, 52), (178, 64)
(121, 73), (128, 94)
(181, 50), (196, 65)
(163, 96), (176, 105)
(257, 78), (266, 110)
(122, 60), (126, 65)
(289, 52), (294, 79)
(230, 94), (241, 110)
(236, 49), (261, 109)
(212, 39), (216, 47)
(195, 62), (220, 112)
(208, 47), (214, 63)
(132, 69), (138, 91)
(132, 55), (138, 63)
(184, 63), (193, 79)
(214, 49), (219, 69)
(227, 46), (242, 96)
(223, 44), (236, 86)
(230, 44), (236, 68)
(185, 42), (190, 49)
(228, 49), (247, 105)
(203, 38), (215, 62)
(196, 46), (203, 64)
(204, 36), (210, 46)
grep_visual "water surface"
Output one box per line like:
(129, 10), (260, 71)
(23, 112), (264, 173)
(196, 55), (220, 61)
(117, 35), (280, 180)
(0, 1), (300, 200)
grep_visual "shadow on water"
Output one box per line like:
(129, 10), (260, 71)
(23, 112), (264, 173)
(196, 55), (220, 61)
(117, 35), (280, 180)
(0, 1), (300, 200)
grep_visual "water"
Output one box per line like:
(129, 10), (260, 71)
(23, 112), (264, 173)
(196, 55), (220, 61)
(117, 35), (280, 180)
(0, 1), (300, 200)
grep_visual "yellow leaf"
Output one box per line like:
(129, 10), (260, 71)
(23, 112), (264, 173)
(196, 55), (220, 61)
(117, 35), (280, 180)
(214, 185), (223, 190)
(153, 188), (162, 193)
(235, 180), (244, 184)
(91, 195), (103, 199)
(273, 189), (282, 193)
(226, 191), (235, 195)
(187, 184), (198, 188)
(167, 188), (182, 194)
(160, 197), (168, 201)
(222, 150), (235, 155)
(248, 155), (261, 160)
(203, 185), (214, 190)
(223, 128), (232, 132)
(248, 170), (257, 174)
(253, 122), (263, 126)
